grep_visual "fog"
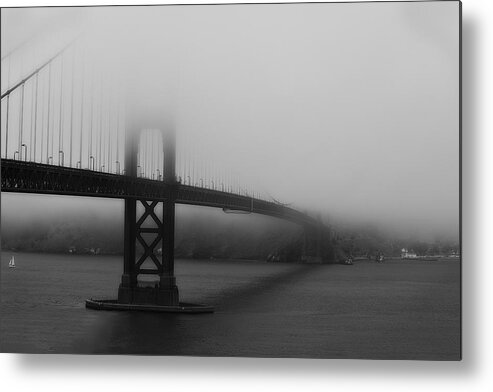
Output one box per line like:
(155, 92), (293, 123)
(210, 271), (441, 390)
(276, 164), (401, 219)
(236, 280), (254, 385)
(1, 2), (460, 240)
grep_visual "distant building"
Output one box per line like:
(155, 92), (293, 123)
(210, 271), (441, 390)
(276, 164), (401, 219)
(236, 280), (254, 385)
(401, 248), (417, 259)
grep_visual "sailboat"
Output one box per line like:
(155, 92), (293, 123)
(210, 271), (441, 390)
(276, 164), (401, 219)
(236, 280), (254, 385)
(9, 256), (16, 268)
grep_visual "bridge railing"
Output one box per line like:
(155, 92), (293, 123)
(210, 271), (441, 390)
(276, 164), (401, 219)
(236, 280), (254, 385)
(2, 158), (319, 228)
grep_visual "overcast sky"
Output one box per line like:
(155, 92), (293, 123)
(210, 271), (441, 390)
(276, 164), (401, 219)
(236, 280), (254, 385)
(1, 2), (460, 240)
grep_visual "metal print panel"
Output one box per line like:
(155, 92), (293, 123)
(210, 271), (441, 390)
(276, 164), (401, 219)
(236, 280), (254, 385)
(0, 1), (461, 359)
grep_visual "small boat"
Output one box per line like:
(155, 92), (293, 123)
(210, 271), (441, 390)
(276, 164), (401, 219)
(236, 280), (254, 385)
(9, 256), (16, 268)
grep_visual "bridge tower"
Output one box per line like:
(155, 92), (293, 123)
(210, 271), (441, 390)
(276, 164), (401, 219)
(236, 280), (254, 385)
(116, 126), (180, 306)
(302, 222), (335, 263)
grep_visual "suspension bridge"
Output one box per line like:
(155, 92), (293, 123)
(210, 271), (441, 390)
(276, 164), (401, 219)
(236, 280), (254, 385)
(1, 32), (335, 312)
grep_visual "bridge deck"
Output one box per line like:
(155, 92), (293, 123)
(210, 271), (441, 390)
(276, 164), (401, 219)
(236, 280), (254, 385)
(1, 159), (317, 226)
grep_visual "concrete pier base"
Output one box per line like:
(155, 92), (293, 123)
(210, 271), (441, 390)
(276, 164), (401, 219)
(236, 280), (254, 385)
(117, 278), (179, 306)
(86, 299), (214, 313)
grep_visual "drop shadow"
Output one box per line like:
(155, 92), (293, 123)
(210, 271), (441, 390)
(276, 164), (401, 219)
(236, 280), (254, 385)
(12, 4), (474, 378)
(15, 351), (467, 379)
(460, 13), (479, 372)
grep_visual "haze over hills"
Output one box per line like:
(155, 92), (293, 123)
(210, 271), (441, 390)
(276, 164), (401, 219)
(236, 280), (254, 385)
(1, 193), (459, 260)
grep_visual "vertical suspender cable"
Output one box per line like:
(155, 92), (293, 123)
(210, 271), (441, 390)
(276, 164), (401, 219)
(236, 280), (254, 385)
(19, 83), (25, 160)
(183, 133), (187, 183)
(88, 70), (94, 168)
(153, 131), (156, 178)
(99, 76), (103, 171)
(51, 64), (56, 161)
(150, 131), (153, 178)
(40, 72), (46, 162)
(58, 54), (64, 165)
(4, 57), (12, 158)
(4, 95), (10, 158)
(143, 136), (147, 177)
(122, 101), (126, 173)
(46, 63), (52, 163)
(115, 98), (119, 173)
(33, 74), (39, 162)
(187, 139), (190, 184)
(150, 132), (153, 178)
(107, 91), (112, 173)
(79, 59), (84, 168)
(30, 79), (35, 161)
(146, 131), (150, 178)
(191, 145), (195, 186)
(69, 46), (75, 167)
(144, 131), (147, 178)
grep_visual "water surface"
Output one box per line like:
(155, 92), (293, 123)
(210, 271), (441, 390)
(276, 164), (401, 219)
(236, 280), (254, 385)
(0, 253), (460, 359)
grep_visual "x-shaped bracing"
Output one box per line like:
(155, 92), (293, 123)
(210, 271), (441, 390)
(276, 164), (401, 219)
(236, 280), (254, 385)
(135, 200), (165, 273)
